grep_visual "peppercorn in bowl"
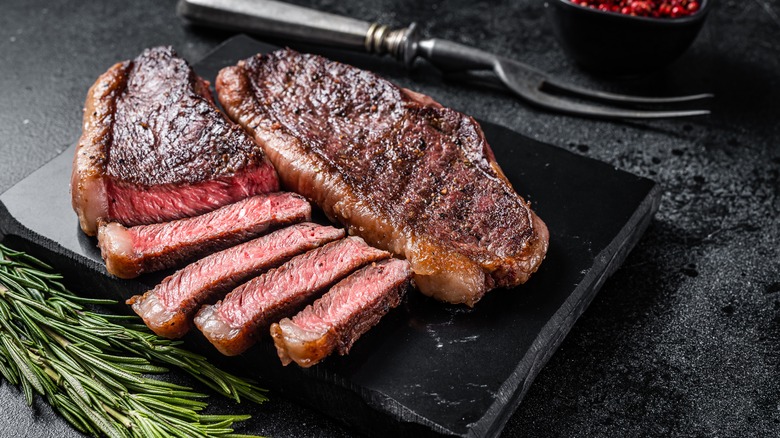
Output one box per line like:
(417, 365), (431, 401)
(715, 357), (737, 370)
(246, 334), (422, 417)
(545, 0), (710, 75)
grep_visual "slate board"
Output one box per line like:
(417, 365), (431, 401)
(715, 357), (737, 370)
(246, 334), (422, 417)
(0, 35), (660, 438)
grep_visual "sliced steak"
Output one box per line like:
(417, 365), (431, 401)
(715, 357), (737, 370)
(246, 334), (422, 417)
(72, 46), (279, 236)
(194, 236), (390, 356)
(127, 223), (344, 339)
(98, 192), (310, 279)
(270, 258), (411, 368)
(216, 48), (549, 306)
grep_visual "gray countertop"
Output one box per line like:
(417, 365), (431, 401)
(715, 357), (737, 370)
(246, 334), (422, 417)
(1, 0), (778, 436)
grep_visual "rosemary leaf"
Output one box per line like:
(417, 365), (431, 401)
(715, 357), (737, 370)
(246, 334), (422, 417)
(131, 394), (202, 421)
(0, 244), (53, 269)
(224, 434), (267, 438)
(7, 290), (63, 319)
(20, 370), (34, 405)
(88, 351), (155, 365)
(199, 414), (253, 423)
(201, 418), (238, 429)
(0, 298), (12, 321)
(75, 373), (123, 405)
(98, 313), (143, 321)
(49, 360), (91, 404)
(0, 270), (48, 291)
(49, 342), (100, 371)
(0, 356), (19, 384)
(203, 427), (237, 435)
(67, 384), (129, 438)
(125, 381), (208, 399)
(1, 333), (44, 396)
(30, 355), (61, 396)
(118, 362), (171, 374)
(15, 267), (51, 291)
(138, 392), (209, 410)
(16, 305), (50, 342)
(17, 266), (61, 280)
(131, 414), (160, 438)
(44, 318), (114, 349)
(127, 397), (206, 438)
(0, 272), (27, 297)
(136, 376), (198, 391)
(74, 347), (145, 385)
(53, 393), (97, 435)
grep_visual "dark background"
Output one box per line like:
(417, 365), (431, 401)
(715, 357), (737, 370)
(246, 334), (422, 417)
(1, 0), (778, 437)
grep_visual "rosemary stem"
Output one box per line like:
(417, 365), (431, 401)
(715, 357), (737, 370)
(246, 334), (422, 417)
(102, 402), (134, 429)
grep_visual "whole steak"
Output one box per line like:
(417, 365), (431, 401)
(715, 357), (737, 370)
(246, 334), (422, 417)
(71, 46), (279, 236)
(216, 48), (549, 306)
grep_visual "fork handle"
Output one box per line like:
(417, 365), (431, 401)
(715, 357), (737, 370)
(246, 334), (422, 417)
(416, 39), (497, 72)
(177, 0), (415, 61)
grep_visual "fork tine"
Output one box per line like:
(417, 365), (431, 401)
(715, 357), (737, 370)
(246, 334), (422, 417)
(525, 89), (711, 119)
(542, 77), (714, 105)
(445, 70), (710, 119)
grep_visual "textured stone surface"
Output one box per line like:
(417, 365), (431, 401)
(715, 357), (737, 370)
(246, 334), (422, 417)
(1, 0), (779, 437)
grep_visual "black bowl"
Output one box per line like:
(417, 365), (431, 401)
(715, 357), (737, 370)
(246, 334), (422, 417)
(545, 0), (711, 75)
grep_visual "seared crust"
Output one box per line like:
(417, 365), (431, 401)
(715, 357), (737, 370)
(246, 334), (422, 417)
(216, 50), (549, 306)
(72, 47), (279, 235)
(72, 61), (129, 235)
(107, 47), (267, 186)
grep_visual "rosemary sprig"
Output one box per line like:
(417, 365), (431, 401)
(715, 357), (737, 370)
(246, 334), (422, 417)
(0, 244), (266, 437)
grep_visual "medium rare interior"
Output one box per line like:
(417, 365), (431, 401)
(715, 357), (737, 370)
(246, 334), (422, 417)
(98, 192), (310, 278)
(128, 223), (344, 339)
(271, 258), (412, 368)
(194, 236), (390, 356)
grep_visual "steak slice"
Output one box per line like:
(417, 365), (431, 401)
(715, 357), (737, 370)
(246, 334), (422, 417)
(98, 192), (310, 279)
(194, 236), (390, 356)
(127, 223), (344, 339)
(216, 48), (549, 306)
(270, 258), (411, 368)
(72, 46), (279, 236)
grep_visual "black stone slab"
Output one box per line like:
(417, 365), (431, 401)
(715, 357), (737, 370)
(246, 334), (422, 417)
(0, 35), (660, 438)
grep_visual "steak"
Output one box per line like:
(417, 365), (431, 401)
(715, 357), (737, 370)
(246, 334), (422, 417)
(72, 46), (279, 236)
(98, 192), (311, 279)
(127, 223), (344, 339)
(270, 258), (411, 368)
(216, 48), (549, 306)
(194, 236), (390, 356)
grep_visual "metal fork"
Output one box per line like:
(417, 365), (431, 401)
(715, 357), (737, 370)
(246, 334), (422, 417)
(412, 36), (712, 119)
(178, 0), (713, 119)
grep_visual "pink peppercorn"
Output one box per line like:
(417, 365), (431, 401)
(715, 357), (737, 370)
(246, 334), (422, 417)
(570, 0), (702, 18)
